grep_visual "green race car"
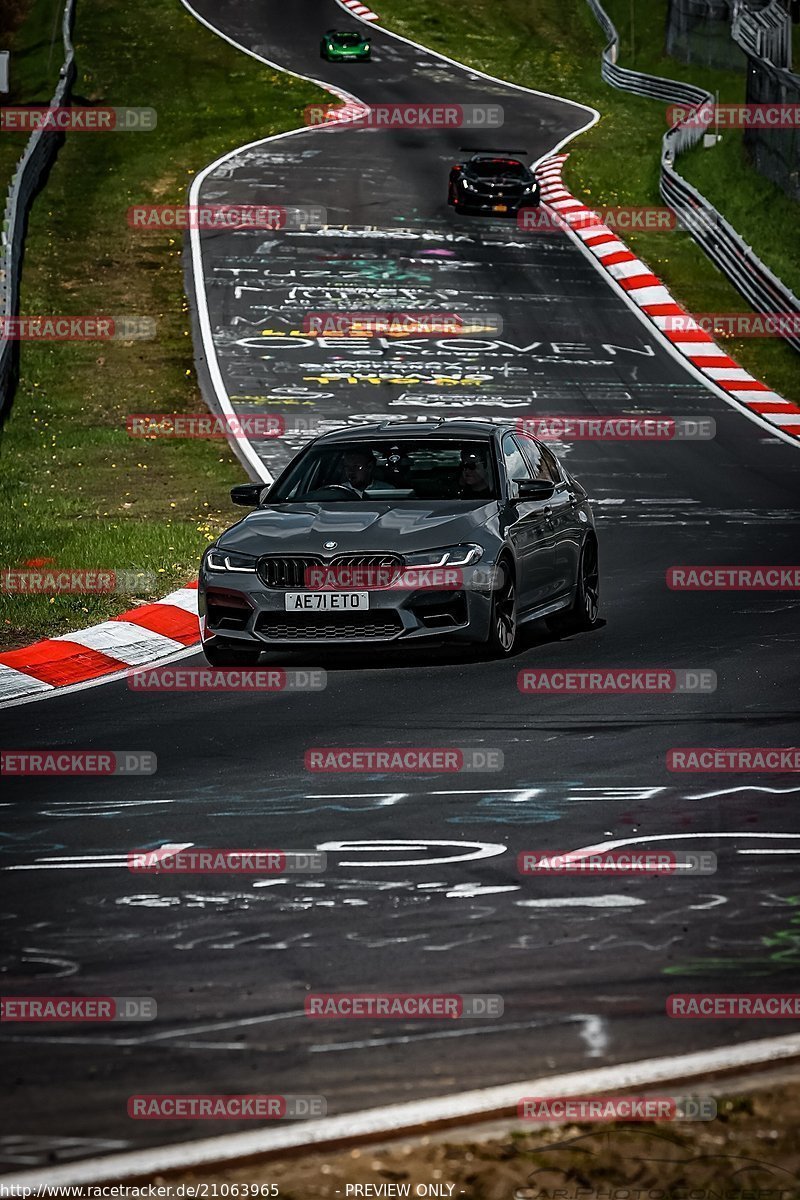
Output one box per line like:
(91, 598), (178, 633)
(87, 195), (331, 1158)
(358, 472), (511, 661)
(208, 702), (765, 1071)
(320, 29), (371, 61)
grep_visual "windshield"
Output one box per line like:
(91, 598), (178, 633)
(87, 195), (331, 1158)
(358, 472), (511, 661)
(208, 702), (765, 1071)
(333, 32), (365, 44)
(471, 159), (527, 178)
(269, 440), (499, 503)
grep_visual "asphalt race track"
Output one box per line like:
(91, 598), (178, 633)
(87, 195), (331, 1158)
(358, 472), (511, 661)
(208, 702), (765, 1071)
(1, 0), (799, 1172)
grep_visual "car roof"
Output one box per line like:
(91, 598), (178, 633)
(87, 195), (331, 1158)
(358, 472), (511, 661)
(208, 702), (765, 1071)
(310, 419), (512, 445)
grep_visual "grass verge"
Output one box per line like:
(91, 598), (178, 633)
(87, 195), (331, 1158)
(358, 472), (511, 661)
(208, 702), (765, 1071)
(375, 0), (799, 402)
(608, 0), (800, 301)
(0, 0), (325, 651)
(164, 1077), (800, 1198)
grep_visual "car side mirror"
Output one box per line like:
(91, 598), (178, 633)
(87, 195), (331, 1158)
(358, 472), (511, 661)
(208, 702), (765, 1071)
(231, 483), (267, 506)
(514, 478), (555, 501)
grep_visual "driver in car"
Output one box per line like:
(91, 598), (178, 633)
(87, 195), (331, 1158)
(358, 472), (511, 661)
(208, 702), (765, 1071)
(340, 448), (376, 498)
(458, 450), (493, 500)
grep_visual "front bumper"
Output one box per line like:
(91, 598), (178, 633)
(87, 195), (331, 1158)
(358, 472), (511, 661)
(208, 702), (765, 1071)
(198, 565), (494, 648)
(324, 49), (371, 60)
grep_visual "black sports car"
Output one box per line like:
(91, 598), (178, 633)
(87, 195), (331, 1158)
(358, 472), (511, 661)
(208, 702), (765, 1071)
(198, 419), (599, 664)
(448, 154), (541, 215)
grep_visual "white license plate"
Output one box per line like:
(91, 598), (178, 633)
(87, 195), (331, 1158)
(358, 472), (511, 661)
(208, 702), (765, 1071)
(284, 592), (369, 611)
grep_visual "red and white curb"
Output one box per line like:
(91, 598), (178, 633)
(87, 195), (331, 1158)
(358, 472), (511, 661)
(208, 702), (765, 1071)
(339, 0), (380, 19)
(536, 154), (800, 441)
(0, 584), (200, 706)
(319, 101), (373, 124)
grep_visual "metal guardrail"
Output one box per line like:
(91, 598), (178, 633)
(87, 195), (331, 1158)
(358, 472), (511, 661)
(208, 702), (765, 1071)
(0, 0), (77, 422)
(584, 0), (800, 354)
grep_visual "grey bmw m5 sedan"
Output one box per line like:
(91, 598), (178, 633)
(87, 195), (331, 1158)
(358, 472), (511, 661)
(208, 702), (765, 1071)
(198, 418), (599, 664)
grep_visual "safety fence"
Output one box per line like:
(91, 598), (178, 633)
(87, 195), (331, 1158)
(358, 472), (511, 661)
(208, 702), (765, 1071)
(666, 0), (747, 71)
(732, 0), (800, 198)
(0, 0), (77, 423)
(585, 0), (800, 353)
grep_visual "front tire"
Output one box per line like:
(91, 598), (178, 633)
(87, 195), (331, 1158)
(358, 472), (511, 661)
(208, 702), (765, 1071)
(547, 537), (600, 635)
(485, 559), (519, 656)
(202, 639), (263, 667)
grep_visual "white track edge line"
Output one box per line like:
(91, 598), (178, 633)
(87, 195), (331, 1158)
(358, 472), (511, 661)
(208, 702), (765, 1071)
(0, 5), (371, 711)
(5, 1034), (800, 1186)
(183, 0), (600, 485)
(537, 186), (800, 450)
(181, 0), (370, 487)
(323, 1), (797, 449)
(3, 4), (793, 713)
(7, 6), (792, 1186)
(333, 0), (601, 124)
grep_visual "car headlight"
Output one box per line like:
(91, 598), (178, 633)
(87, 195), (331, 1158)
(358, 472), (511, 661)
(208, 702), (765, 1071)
(205, 549), (258, 573)
(403, 544), (483, 569)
